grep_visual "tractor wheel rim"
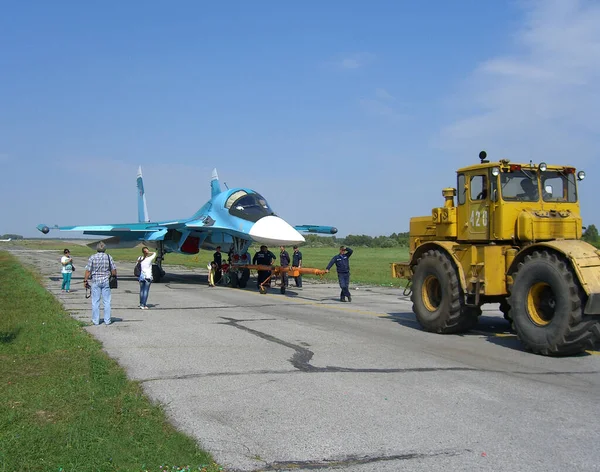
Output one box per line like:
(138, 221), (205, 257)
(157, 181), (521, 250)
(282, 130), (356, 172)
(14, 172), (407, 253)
(422, 275), (442, 312)
(527, 282), (555, 326)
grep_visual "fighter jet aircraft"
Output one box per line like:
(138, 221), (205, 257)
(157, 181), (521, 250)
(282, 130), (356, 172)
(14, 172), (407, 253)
(37, 167), (337, 281)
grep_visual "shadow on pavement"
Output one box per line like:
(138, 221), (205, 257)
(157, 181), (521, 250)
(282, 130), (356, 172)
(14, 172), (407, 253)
(381, 311), (533, 353)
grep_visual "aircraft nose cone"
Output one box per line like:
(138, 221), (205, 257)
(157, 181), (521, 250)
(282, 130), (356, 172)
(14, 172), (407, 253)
(249, 216), (305, 245)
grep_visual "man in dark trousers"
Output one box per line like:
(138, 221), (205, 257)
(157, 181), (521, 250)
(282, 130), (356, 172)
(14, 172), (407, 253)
(253, 245), (276, 290)
(325, 246), (354, 302)
(213, 246), (223, 284)
(279, 245), (290, 289)
(292, 245), (303, 288)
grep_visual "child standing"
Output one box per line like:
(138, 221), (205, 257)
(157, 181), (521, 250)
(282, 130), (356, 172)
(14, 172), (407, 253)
(208, 261), (217, 287)
(61, 249), (73, 292)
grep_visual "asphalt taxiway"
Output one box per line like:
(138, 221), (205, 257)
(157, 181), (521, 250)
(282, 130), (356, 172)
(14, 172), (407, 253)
(9, 249), (600, 472)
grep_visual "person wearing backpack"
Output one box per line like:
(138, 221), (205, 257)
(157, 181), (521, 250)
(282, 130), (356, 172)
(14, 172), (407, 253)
(136, 246), (156, 310)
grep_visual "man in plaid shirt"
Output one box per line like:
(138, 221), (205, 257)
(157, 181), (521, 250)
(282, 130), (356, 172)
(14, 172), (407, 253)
(84, 241), (117, 325)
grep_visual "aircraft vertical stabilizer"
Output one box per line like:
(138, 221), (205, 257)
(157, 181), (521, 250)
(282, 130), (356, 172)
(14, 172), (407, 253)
(211, 168), (222, 197)
(137, 166), (150, 223)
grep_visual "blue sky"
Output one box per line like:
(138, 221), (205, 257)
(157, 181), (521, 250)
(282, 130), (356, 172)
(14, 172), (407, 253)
(1, 0), (599, 238)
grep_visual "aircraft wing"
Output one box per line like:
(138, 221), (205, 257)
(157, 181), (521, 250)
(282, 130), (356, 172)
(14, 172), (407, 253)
(36, 221), (183, 240)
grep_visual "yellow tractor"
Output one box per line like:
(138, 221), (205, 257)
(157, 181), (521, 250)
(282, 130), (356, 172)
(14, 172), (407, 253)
(392, 151), (600, 355)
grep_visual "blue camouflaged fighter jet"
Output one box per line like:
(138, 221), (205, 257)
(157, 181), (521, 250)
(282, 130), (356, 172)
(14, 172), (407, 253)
(37, 167), (336, 282)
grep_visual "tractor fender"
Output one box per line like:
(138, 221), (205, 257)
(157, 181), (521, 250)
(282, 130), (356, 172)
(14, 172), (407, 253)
(507, 240), (600, 314)
(410, 241), (468, 292)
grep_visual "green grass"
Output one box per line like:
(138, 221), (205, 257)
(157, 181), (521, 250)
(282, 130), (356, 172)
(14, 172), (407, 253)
(0, 251), (222, 472)
(7, 240), (410, 287)
(285, 246), (410, 287)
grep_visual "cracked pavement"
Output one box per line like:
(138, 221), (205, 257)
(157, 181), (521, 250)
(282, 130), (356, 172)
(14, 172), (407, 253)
(8, 248), (600, 472)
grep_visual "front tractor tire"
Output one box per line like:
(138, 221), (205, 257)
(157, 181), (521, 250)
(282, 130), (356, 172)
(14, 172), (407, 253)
(508, 251), (598, 356)
(411, 249), (478, 334)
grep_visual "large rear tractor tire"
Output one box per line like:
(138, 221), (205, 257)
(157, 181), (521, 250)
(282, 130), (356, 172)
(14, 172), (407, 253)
(411, 249), (478, 334)
(508, 251), (598, 356)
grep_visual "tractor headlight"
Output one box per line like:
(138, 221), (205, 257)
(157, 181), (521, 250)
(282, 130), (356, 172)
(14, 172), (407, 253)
(491, 167), (500, 176)
(539, 162), (547, 172)
(577, 170), (586, 181)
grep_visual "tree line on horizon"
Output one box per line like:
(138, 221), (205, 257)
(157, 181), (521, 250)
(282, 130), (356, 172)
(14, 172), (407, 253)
(0, 234), (24, 240)
(303, 232), (410, 248)
(583, 224), (599, 248)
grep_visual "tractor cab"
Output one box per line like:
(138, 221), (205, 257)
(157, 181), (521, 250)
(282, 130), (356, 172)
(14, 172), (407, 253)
(455, 152), (586, 242)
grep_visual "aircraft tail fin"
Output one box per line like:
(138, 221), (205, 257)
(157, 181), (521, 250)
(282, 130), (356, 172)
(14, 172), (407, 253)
(137, 166), (150, 223)
(211, 168), (222, 197)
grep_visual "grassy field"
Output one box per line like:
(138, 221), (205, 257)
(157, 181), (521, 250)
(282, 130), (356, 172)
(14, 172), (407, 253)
(9, 240), (411, 287)
(0, 251), (222, 472)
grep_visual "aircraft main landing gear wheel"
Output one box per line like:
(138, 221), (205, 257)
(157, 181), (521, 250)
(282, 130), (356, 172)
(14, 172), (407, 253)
(229, 272), (239, 288)
(239, 269), (250, 288)
(508, 251), (598, 356)
(151, 264), (164, 283)
(411, 249), (474, 334)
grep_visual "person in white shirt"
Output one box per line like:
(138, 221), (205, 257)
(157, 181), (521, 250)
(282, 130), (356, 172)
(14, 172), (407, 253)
(137, 246), (157, 309)
(60, 248), (74, 292)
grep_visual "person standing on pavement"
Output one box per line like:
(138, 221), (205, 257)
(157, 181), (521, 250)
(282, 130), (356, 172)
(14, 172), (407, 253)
(279, 245), (290, 289)
(292, 245), (303, 288)
(83, 241), (117, 325)
(213, 246), (223, 285)
(61, 248), (74, 292)
(253, 245), (276, 290)
(325, 246), (354, 302)
(137, 246), (157, 309)
(207, 261), (217, 287)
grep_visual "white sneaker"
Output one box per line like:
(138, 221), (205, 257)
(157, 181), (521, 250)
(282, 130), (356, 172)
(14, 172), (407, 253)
(139, 305), (144, 309)
(143, 306), (149, 310)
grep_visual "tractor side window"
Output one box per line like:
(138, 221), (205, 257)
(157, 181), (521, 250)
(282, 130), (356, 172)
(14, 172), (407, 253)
(457, 174), (466, 205)
(541, 171), (577, 203)
(470, 175), (487, 201)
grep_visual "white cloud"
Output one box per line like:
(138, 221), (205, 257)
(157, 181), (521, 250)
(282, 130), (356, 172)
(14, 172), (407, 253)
(333, 53), (374, 70)
(359, 98), (396, 117)
(375, 88), (395, 101)
(437, 0), (600, 166)
(340, 58), (361, 69)
(359, 88), (408, 120)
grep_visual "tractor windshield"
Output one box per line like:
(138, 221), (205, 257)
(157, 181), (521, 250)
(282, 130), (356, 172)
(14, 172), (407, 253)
(540, 171), (578, 203)
(228, 192), (275, 222)
(500, 170), (539, 202)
